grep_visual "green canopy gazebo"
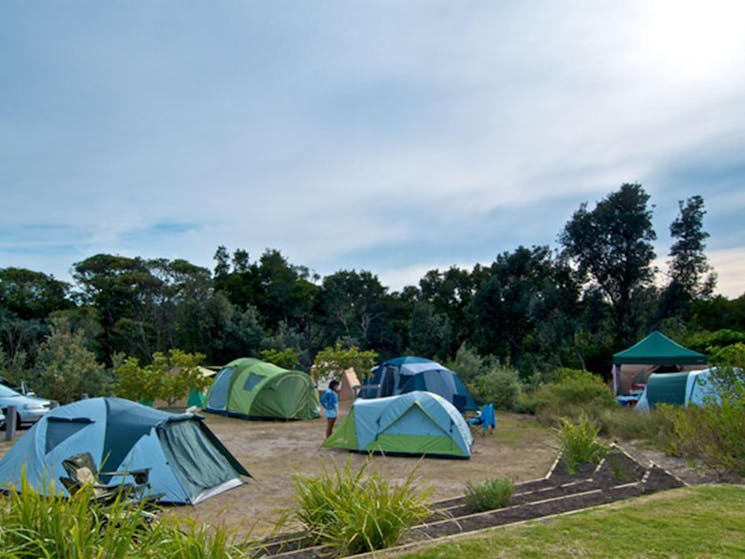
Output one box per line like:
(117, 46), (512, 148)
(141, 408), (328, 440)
(612, 331), (707, 397)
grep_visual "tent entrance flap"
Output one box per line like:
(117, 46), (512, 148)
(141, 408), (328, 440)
(157, 420), (244, 501)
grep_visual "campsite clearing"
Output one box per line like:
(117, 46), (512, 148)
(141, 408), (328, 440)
(163, 404), (556, 538)
(0, 402), (736, 543)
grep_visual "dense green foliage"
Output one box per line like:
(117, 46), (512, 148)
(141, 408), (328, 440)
(284, 460), (432, 555)
(114, 349), (208, 405)
(467, 365), (521, 409)
(310, 342), (379, 384)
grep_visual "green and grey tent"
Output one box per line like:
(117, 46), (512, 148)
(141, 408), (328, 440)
(0, 397), (250, 504)
(323, 391), (473, 458)
(635, 367), (735, 411)
(204, 358), (320, 420)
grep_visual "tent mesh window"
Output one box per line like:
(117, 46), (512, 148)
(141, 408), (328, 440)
(242, 374), (264, 392)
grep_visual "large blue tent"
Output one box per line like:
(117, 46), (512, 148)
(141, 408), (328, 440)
(0, 397), (250, 504)
(359, 356), (477, 412)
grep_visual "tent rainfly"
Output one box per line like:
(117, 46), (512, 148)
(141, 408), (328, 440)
(324, 391), (474, 458)
(0, 397), (250, 504)
(359, 356), (477, 412)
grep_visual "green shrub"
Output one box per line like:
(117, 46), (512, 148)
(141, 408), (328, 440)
(557, 415), (608, 474)
(445, 344), (498, 385)
(285, 459), (432, 555)
(468, 365), (522, 409)
(464, 478), (514, 512)
(599, 406), (676, 445)
(531, 368), (617, 425)
(657, 396), (745, 477)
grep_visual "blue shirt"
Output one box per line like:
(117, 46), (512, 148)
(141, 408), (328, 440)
(320, 388), (338, 418)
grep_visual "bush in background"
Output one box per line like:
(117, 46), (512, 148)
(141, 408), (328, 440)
(529, 368), (617, 425)
(445, 344), (498, 386)
(468, 365), (521, 410)
(115, 349), (207, 406)
(32, 316), (111, 403)
(598, 406), (676, 446)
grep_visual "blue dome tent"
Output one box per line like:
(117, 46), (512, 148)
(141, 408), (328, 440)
(0, 397), (250, 504)
(324, 391), (474, 458)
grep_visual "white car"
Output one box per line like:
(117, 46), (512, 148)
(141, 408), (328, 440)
(0, 384), (58, 427)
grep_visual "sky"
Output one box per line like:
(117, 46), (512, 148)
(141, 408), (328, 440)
(2, 1), (745, 298)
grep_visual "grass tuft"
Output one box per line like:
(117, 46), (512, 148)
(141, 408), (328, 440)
(464, 478), (514, 512)
(284, 458), (432, 555)
(557, 414), (608, 474)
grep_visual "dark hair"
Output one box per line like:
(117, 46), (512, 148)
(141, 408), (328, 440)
(329, 380), (340, 389)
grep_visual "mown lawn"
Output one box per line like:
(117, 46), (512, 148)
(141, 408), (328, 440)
(395, 485), (745, 559)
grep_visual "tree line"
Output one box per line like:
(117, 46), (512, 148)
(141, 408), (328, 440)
(1, 184), (743, 394)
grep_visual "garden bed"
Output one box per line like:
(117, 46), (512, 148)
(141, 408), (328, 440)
(250, 444), (685, 559)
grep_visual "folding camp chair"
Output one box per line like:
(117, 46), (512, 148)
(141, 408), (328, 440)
(480, 403), (496, 431)
(59, 452), (156, 505)
(468, 403), (496, 432)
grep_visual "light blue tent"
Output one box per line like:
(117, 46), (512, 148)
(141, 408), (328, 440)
(0, 397), (250, 504)
(324, 391), (474, 458)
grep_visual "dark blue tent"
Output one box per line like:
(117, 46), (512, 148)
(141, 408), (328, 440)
(360, 356), (477, 412)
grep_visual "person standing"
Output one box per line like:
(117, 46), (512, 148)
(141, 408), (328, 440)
(320, 379), (340, 438)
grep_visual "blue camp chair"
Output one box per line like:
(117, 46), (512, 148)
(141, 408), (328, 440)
(480, 403), (495, 430)
(468, 403), (496, 431)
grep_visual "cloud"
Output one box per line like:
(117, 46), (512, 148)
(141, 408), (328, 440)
(2, 1), (745, 301)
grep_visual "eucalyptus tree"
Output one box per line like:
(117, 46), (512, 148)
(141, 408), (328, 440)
(407, 301), (452, 361)
(658, 195), (716, 321)
(469, 245), (579, 373)
(417, 266), (481, 357)
(560, 183), (657, 347)
(72, 254), (159, 364)
(314, 269), (389, 350)
(0, 267), (74, 371)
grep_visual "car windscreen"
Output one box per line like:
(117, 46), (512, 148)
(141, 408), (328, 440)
(0, 384), (20, 397)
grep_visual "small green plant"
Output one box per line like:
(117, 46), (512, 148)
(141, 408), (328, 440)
(464, 478), (514, 511)
(557, 415), (608, 474)
(284, 459), (432, 555)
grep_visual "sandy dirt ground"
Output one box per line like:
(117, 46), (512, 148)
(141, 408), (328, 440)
(167, 402), (558, 539)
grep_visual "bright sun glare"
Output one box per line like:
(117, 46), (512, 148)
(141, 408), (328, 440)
(639, 0), (745, 83)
